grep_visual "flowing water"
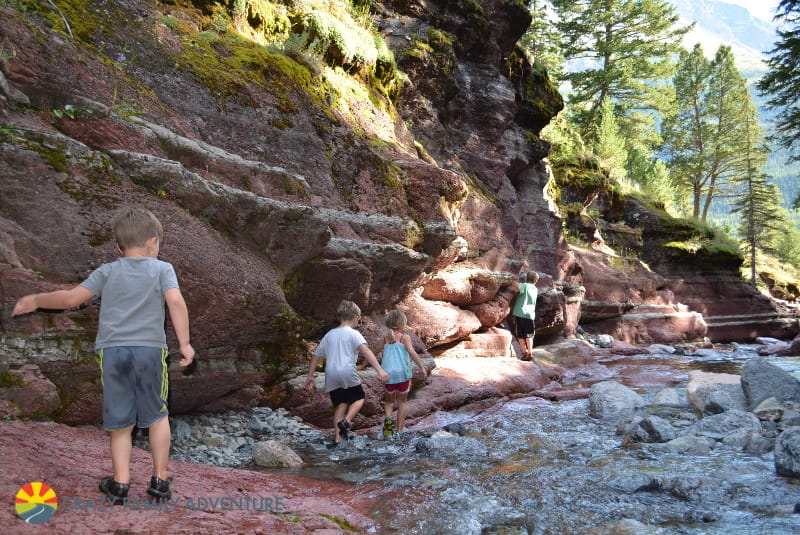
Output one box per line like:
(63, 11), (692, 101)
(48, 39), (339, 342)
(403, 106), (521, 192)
(284, 345), (800, 534)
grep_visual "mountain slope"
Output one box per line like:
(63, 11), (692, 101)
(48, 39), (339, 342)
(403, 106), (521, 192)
(671, 0), (776, 74)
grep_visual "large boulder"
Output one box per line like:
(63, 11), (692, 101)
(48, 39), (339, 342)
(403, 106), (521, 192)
(686, 370), (748, 417)
(740, 358), (800, 409)
(0, 364), (60, 419)
(681, 409), (762, 441)
(774, 427), (800, 478)
(589, 381), (646, 417)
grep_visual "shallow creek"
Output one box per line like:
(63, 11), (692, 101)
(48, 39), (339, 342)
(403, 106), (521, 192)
(283, 345), (800, 534)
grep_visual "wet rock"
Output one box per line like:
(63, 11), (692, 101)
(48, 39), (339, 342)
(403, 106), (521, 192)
(781, 409), (800, 428)
(686, 370), (747, 416)
(589, 381), (646, 417)
(647, 344), (677, 354)
(171, 419), (192, 443)
(662, 435), (715, 455)
(741, 358), (800, 409)
(774, 426), (800, 478)
(252, 440), (304, 468)
(638, 415), (678, 443)
(743, 432), (775, 455)
(415, 431), (489, 457)
(652, 387), (688, 408)
(620, 415), (676, 444)
(596, 334), (615, 348)
(587, 518), (666, 534)
(753, 397), (786, 422)
(681, 409), (762, 441)
(443, 422), (469, 436)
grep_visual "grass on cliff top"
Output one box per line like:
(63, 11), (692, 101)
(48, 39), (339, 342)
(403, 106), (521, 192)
(748, 250), (800, 299)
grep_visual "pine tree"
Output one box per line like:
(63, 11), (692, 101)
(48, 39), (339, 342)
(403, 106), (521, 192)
(520, 0), (564, 80)
(661, 44), (711, 219)
(662, 45), (753, 221)
(731, 101), (784, 285)
(757, 0), (800, 161)
(703, 46), (750, 221)
(592, 97), (627, 181)
(551, 0), (691, 146)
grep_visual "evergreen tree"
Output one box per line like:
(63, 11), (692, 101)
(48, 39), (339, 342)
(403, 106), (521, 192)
(662, 45), (754, 221)
(661, 44), (711, 219)
(757, 0), (800, 161)
(550, 0), (691, 146)
(593, 97), (627, 181)
(520, 0), (564, 80)
(731, 101), (783, 285)
(703, 46), (750, 220)
(776, 224), (800, 268)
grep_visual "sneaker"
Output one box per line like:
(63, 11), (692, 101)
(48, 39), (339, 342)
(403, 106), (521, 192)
(337, 419), (351, 440)
(382, 417), (395, 438)
(99, 476), (129, 505)
(146, 476), (172, 500)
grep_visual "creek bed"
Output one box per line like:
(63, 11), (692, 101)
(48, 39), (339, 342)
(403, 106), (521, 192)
(282, 345), (800, 534)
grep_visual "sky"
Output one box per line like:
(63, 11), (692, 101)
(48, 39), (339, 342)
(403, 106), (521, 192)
(726, 0), (780, 22)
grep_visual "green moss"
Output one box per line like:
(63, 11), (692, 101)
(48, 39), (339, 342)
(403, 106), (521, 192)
(39, 147), (69, 173)
(160, 15), (178, 29)
(405, 220), (424, 250)
(197, 30), (220, 43)
(460, 0), (486, 16)
(259, 307), (311, 382)
(280, 176), (309, 198)
(231, 0), (291, 41)
(318, 513), (359, 531)
(41, 0), (119, 42)
(465, 173), (497, 205)
(273, 512), (302, 523)
(428, 28), (453, 49)
(0, 370), (26, 387)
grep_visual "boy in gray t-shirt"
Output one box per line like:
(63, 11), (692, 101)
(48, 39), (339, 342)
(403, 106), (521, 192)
(13, 206), (194, 503)
(305, 300), (388, 444)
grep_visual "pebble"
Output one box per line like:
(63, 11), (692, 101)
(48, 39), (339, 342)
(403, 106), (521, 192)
(132, 406), (326, 468)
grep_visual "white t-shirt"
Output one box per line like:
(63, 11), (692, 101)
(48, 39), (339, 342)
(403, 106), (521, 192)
(315, 326), (366, 392)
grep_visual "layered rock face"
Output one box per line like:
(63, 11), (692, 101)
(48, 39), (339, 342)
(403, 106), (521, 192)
(0, 0), (796, 423)
(0, 0), (565, 421)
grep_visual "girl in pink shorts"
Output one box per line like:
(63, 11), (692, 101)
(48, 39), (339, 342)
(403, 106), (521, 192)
(380, 310), (428, 437)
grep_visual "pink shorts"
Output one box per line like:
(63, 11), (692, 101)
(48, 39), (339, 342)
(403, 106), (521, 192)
(385, 379), (411, 394)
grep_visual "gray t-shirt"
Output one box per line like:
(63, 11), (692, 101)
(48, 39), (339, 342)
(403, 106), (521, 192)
(81, 257), (179, 350)
(315, 326), (366, 392)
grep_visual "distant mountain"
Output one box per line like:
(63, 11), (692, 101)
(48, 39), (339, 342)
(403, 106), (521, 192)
(670, 0), (777, 76)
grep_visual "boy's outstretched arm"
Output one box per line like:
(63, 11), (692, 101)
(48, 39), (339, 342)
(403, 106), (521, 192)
(359, 344), (389, 382)
(12, 286), (94, 316)
(165, 287), (195, 366)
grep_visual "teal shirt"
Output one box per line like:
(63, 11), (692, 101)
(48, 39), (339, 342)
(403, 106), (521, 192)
(512, 283), (538, 320)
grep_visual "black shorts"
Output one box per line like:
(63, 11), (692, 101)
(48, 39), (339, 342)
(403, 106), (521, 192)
(329, 384), (365, 406)
(514, 316), (535, 339)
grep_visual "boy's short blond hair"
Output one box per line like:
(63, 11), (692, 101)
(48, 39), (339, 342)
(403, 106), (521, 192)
(112, 206), (164, 251)
(385, 309), (407, 330)
(337, 300), (361, 322)
(526, 271), (540, 284)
